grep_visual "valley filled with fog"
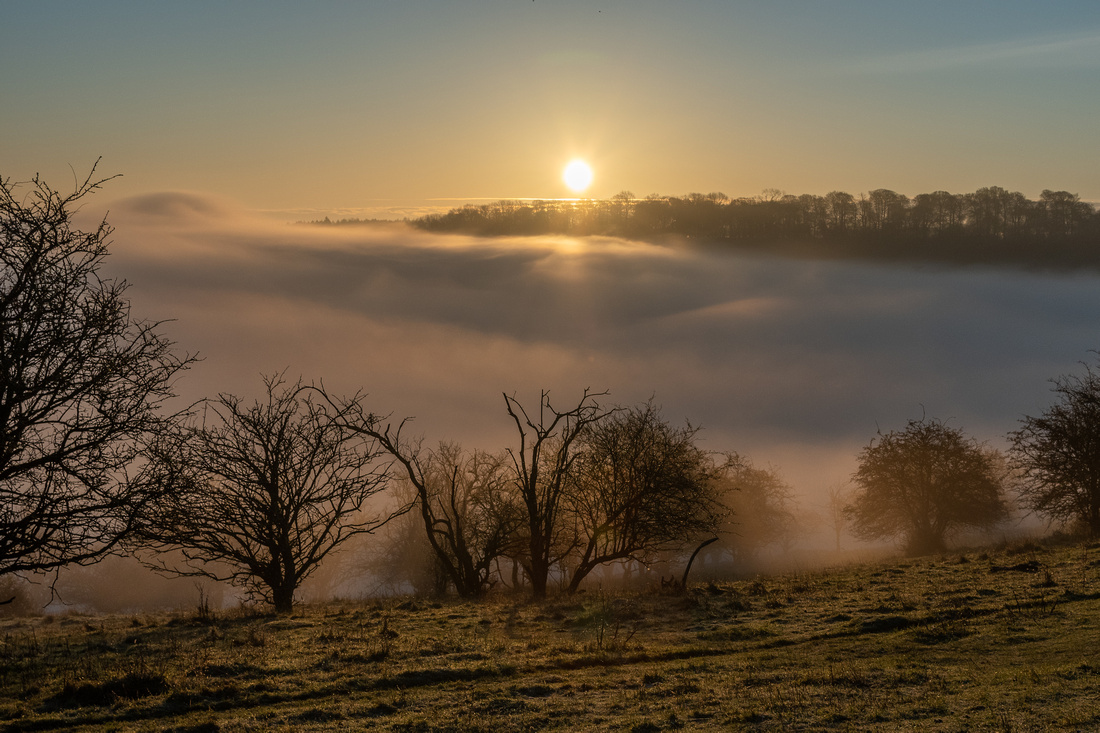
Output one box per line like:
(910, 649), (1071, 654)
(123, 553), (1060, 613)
(97, 192), (1100, 508)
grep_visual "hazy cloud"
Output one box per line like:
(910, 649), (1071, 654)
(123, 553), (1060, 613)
(99, 192), (1100, 495)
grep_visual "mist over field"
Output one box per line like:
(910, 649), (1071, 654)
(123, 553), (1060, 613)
(90, 192), (1100, 507)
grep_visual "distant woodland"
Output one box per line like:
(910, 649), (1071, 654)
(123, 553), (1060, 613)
(406, 188), (1100, 269)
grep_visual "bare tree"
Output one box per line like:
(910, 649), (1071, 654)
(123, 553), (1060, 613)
(847, 418), (1007, 555)
(1010, 360), (1100, 535)
(712, 455), (796, 566)
(504, 389), (611, 599)
(364, 497), (451, 597)
(0, 163), (193, 580)
(310, 384), (525, 599)
(359, 427), (521, 598)
(411, 443), (522, 597)
(319, 387), (615, 599)
(563, 401), (724, 593)
(138, 375), (392, 612)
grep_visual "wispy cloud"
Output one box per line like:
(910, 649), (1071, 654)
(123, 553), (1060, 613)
(844, 30), (1100, 75)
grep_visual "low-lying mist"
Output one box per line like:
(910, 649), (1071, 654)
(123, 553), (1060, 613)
(54, 190), (1098, 608)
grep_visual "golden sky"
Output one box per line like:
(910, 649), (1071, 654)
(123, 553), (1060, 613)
(4, 2), (1100, 217)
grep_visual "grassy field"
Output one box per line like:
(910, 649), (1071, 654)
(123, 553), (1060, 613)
(2, 539), (1099, 732)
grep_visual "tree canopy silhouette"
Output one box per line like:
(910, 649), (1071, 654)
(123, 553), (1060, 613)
(846, 418), (1007, 555)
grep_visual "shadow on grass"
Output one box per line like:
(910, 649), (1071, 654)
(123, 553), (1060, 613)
(44, 672), (169, 708)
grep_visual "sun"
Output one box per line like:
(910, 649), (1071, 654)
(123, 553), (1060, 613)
(562, 159), (593, 193)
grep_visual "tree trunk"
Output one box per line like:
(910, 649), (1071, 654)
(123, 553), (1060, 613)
(565, 564), (594, 594)
(529, 557), (549, 600)
(455, 575), (485, 599)
(510, 559), (521, 589)
(681, 538), (719, 589)
(272, 584), (295, 614)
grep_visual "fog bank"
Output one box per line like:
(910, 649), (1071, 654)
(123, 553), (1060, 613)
(96, 192), (1100, 503)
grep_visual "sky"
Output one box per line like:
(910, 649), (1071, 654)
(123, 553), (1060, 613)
(5, 2), (1100, 533)
(4, 1), (1100, 217)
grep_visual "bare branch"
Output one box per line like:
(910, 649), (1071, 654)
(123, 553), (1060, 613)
(0, 166), (195, 578)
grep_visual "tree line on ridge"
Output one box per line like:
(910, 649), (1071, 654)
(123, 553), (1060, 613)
(410, 187), (1100, 268)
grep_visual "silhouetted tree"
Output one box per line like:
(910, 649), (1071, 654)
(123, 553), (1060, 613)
(415, 444), (523, 596)
(1010, 360), (1100, 536)
(1040, 190), (1094, 238)
(861, 189), (909, 232)
(847, 418), (1007, 555)
(139, 375), (391, 612)
(412, 187), (1097, 260)
(824, 190), (858, 234)
(308, 384), (526, 598)
(563, 401), (724, 593)
(0, 164), (193, 580)
(505, 389), (612, 599)
(798, 193), (828, 238)
(910, 191), (964, 236)
(965, 186), (1035, 239)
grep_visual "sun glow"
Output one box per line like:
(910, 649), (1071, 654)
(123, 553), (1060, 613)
(562, 159), (594, 193)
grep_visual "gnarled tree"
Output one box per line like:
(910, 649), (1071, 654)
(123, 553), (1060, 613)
(0, 164), (193, 579)
(401, 443), (521, 597)
(847, 417), (1007, 555)
(138, 375), (392, 612)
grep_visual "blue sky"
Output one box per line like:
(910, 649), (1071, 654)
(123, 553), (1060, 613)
(4, 1), (1100, 214)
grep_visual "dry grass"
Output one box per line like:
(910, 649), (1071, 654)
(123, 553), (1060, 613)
(3, 538), (1100, 731)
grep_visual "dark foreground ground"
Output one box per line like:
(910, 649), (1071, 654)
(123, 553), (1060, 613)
(2, 539), (1099, 732)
